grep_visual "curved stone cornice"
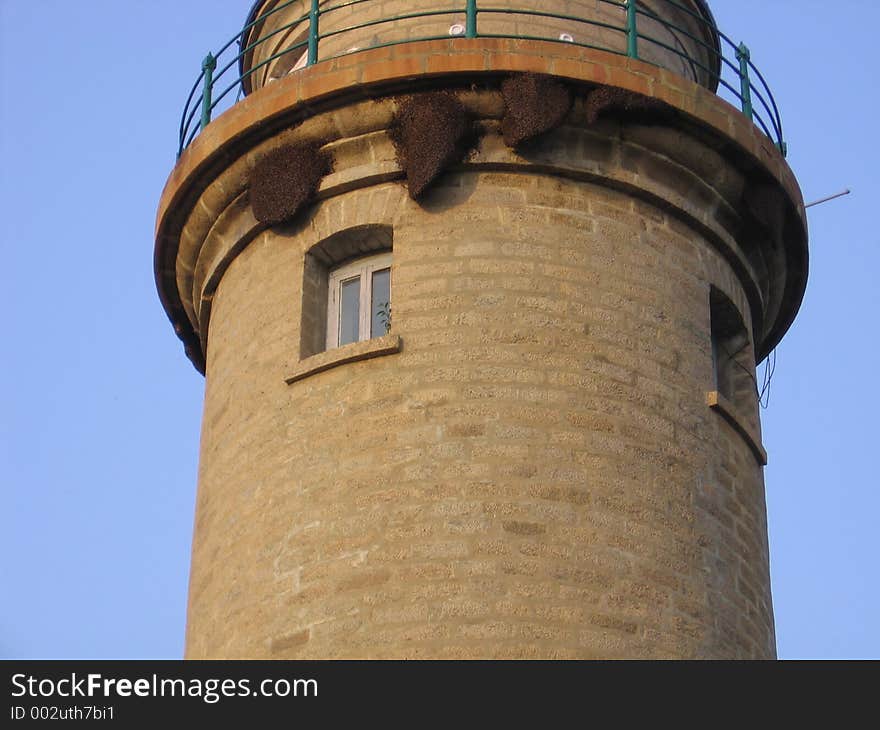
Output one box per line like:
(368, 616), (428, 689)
(155, 39), (807, 372)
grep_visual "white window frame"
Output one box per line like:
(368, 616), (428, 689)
(291, 49), (309, 72)
(326, 252), (392, 350)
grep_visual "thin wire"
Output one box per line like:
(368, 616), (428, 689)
(719, 340), (759, 395)
(716, 339), (776, 410)
(758, 349), (776, 409)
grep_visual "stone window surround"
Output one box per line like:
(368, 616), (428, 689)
(706, 390), (767, 466)
(706, 285), (767, 466)
(287, 223), (397, 384)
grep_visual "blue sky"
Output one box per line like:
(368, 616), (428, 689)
(1, 0), (877, 659)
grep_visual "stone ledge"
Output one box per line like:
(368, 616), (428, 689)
(706, 390), (768, 466)
(159, 40), (803, 236)
(285, 334), (401, 384)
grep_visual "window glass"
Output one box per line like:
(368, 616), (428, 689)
(339, 277), (361, 346)
(371, 268), (391, 337)
(324, 251), (392, 350)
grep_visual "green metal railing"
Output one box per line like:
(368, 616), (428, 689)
(177, 0), (786, 157)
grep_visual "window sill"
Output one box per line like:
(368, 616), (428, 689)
(706, 391), (767, 466)
(285, 333), (401, 385)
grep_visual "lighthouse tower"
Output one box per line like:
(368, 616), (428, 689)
(156, 0), (807, 658)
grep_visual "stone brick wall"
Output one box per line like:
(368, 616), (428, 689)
(186, 168), (773, 659)
(155, 39), (808, 660)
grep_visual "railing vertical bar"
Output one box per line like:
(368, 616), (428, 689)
(466, 0), (478, 38)
(200, 54), (216, 130)
(627, 0), (638, 59)
(308, 0), (320, 65)
(736, 42), (753, 121)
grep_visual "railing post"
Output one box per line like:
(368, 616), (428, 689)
(736, 42), (753, 121)
(200, 53), (216, 131)
(308, 0), (320, 66)
(626, 0), (638, 59)
(466, 0), (477, 38)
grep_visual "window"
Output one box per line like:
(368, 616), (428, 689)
(707, 286), (766, 464)
(300, 225), (392, 359)
(710, 287), (757, 427)
(326, 253), (392, 349)
(266, 28), (310, 83)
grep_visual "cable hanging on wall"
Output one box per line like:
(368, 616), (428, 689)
(758, 349), (776, 409)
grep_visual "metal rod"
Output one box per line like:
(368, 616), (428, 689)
(627, 0), (638, 58)
(308, 0), (320, 65)
(200, 53), (216, 130)
(736, 42), (753, 120)
(466, 0), (478, 38)
(805, 189), (851, 209)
